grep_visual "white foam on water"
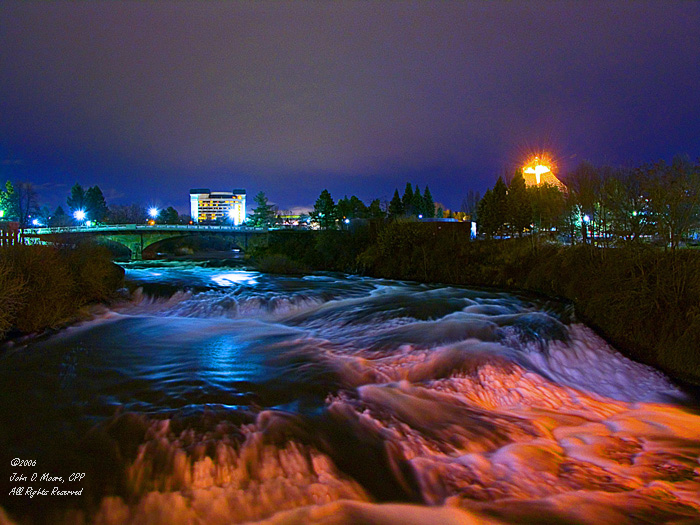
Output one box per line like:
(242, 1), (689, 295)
(88, 412), (369, 525)
(324, 355), (700, 524)
(508, 324), (683, 403)
(111, 287), (329, 321)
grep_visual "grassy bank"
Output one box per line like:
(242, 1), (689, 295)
(251, 224), (700, 385)
(0, 244), (124, 340)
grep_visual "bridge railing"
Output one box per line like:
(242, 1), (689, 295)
(22, 224), (269, 235)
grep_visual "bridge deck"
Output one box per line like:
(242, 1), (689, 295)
(20, 224), (269, 260)
(23, 224), (268, 235)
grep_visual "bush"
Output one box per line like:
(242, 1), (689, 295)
(0, 243), (123, 337)
(67, 244), (124, 303)
(0, 245), (76, 333)
(254, 254), (309, 275)
(0, 262), (26, 339)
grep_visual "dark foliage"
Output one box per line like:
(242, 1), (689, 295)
(311, 190), (337, 230)
(85, 186), (109, 222)
(0, 244), (124, 338)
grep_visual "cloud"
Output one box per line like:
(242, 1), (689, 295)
(1, 2), (699, 209)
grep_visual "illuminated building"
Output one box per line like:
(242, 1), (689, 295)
(190, 189), (246, 225)
(522, 157), (565, 190)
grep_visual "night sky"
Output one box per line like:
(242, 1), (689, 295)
(1, 1), (699, 213)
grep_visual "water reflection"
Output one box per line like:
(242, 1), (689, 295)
(211, 271), (258, 287)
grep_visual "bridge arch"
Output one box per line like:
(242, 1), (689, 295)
(142, 234), (248, 258)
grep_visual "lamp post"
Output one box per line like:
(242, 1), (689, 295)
(583, 214), (591, 243)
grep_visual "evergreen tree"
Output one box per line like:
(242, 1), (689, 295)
(423, 186), (435, 218)
(0, 181), (16, 219)
(412, 186), (424, 217)
(477, 177), (509, 237)
(477, 189), (496, 237)
(85, 185), (109, 222)
(348, 195), (367, 218)
(368, 199), (385, 219)
(161, 206), (180, 224)
(388, 189), (404, 218)
(402, 183), (414, 215)
(248, 191), (276, 227)
(436, 207), (443, 219)
(492, 176), (508, 234)
(49, 206), (71, 227)
(336, 195), (352, 220)
(67, 183), (86, 213)
(311, 189), (337, 229)
(507, 171), (531, 236)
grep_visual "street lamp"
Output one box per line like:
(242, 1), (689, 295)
(148, 207), (159, 219)
(228, 208), (236, 226)
(74, 209), (86, 223)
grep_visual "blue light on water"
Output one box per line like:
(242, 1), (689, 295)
(211, 271), (258, 287)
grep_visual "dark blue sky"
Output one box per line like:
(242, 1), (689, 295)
(1, 1), (699, 214)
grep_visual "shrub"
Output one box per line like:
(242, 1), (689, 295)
(67, 243), (124, 303)
(0, 262), (26, 338)
(254, 254), (309, 275)
(0, 243), (123, 337)
(0, 245), (75, 333)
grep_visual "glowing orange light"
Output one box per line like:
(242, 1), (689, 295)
(523, 156), (552, 185)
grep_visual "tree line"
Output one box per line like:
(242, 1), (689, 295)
(477, 156), (700, 249)
(0, 181), (185, 227)
(247, 183), (440, 230)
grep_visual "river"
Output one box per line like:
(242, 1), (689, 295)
(1, 261), (699, 524)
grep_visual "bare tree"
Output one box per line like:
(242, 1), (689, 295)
(460, 189), (481, 218)
(13, 182), (39, 227)
(566, 162), (602, 244)
(106, 204), (147, 224)
(646, 157), (700, 250)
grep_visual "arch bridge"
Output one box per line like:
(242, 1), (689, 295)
(21, 224), (268, 260)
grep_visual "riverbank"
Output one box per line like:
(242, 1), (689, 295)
(0, 244), (124, 341)
(249, 225), (700, 386)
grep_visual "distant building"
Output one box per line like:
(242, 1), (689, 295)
(522, 157), (566, 191)
(190, 189), (246, 225)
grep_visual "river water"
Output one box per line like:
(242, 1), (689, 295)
(1, 261), (699, 524)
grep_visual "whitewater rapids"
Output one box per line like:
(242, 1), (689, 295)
(1, 263), (698, 524)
